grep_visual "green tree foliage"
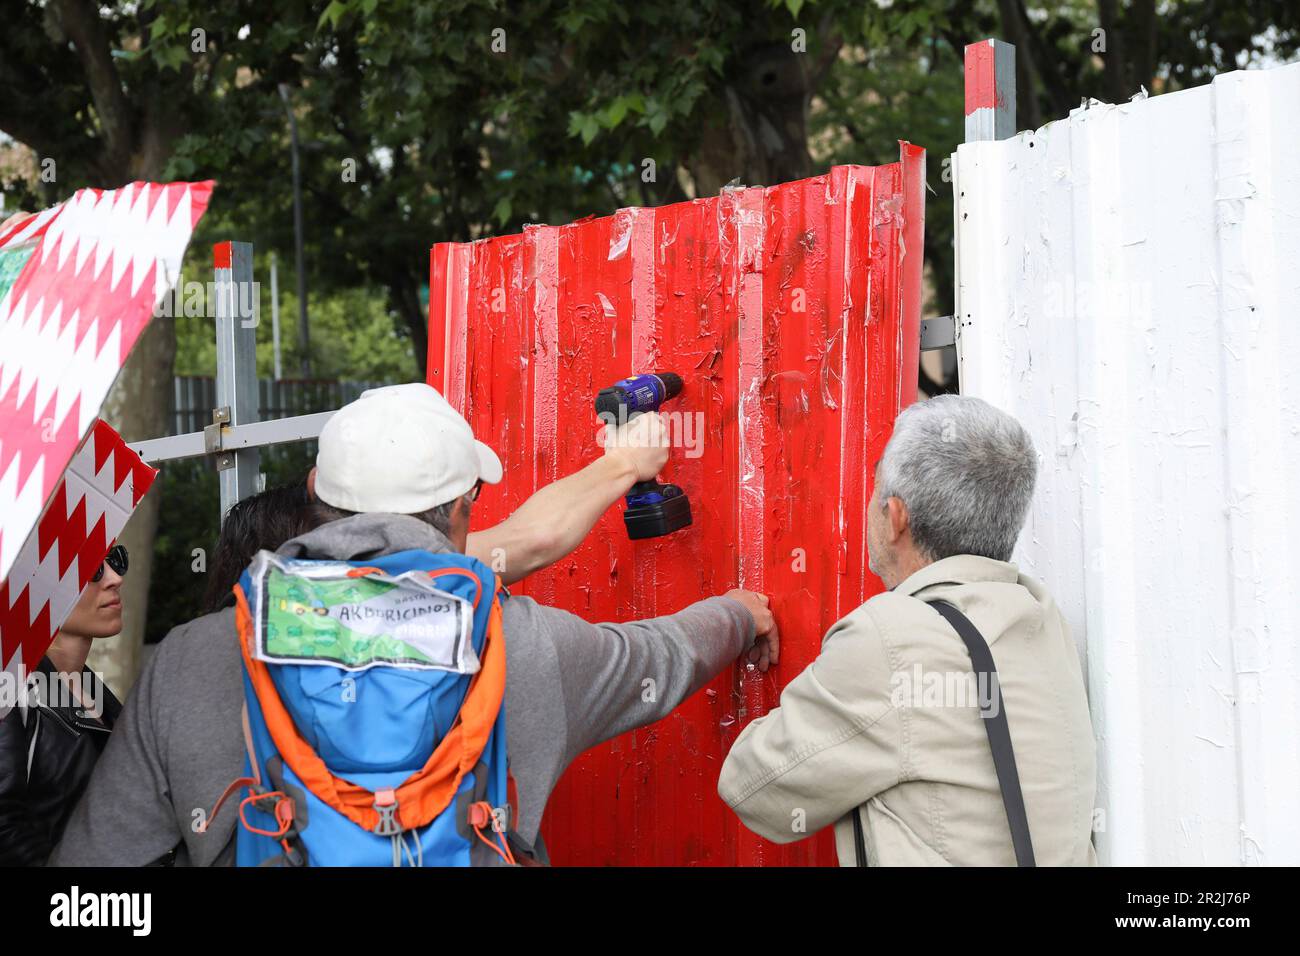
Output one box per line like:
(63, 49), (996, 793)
(171, 269), (418, 381)
(6, 0), (1296, 376)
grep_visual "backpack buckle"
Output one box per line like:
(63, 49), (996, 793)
(372, 788), (402, 836)
(466, 801), (493, 830)
(467, 801), (509, 833)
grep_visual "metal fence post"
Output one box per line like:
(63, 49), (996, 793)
(212, 241), (261, 519)
(270, 250), (283, 381)
(964, 39), (1016, 142)
(954, 39), (1017, 392)
(923, 41), (1015, 371)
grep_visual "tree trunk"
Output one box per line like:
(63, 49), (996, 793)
(997, 0), (1044, 130)
(89, 313), (176, 697)
(687, 41), (818, 194)
(80, 150), (181, 698)
(385, 264), (429, 379)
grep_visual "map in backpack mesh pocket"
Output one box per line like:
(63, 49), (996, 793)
(249, 553), (479, 673)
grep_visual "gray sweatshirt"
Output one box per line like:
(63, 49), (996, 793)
(50, 513), (753, 866)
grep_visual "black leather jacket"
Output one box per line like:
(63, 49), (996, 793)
(0, 657), (120, 865)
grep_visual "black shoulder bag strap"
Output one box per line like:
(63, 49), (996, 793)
(852, 599), (1036, 867)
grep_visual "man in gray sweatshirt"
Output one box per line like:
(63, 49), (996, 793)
(51, 384), (776, 866)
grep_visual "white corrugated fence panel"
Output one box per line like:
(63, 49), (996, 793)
(954, 63), (1300, 865)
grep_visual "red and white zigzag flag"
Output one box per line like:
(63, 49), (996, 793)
(0, 421), (157, 718)
(0, 180), (212, 583)
(0, 180), (212, 712)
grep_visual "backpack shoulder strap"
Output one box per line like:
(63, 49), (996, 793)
(927, 599), (1036, 867)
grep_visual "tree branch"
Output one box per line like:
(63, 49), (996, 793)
(52, 0), (135, 178)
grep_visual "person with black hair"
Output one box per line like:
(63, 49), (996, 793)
(202, 479), (313, 614)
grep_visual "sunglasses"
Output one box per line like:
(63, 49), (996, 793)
(467, 480), (483, 503)
(91, 545), (129, 583)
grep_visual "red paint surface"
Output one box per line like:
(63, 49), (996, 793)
(429, 146), (925, 866)
(212, 240), (233, 270)
(964, 40), (999, 115)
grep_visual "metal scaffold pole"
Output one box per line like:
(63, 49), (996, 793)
(212, 241), (262, 518)
(129, 241), (338, 524)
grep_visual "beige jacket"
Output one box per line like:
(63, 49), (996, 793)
(719, 555), (1097, 866)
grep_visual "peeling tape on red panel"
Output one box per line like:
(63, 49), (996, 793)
(0, 180), (213, 590)
(0, 419), (157, 720)
(429, 149), (924, 866)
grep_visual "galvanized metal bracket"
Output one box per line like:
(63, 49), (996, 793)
(203, 405), (232, 458)
(921, 315), (956, 351)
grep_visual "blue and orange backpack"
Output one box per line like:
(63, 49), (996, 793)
(203, 548), (527, 866)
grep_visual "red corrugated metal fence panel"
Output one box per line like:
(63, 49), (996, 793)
(429, 143), (925, 865)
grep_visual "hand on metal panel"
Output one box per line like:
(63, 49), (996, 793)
(724, 589), (780, 672)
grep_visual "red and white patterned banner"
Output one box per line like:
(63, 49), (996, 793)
(0, 420), (157, 718)
(0, 180), (212, 585)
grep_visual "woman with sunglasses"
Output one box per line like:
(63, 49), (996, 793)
(0, 545), (128, 865)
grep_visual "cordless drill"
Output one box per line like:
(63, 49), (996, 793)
(595, 372), (693, 540)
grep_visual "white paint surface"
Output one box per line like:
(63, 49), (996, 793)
(954, 63), (1300, 865)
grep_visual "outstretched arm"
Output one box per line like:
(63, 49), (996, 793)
(465, 413), (669, 585)
(507, 588), (777, 764)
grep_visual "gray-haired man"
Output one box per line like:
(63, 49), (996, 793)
(719, 395), (1096, 865)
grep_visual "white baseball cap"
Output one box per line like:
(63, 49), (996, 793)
(314, 383), (503, 514)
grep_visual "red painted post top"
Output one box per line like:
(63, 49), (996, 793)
(964, 38), (1016, 140)
(213, 240), (232, 269)
(965, 40), (1000, 115)
(428, 144), (925, 865)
